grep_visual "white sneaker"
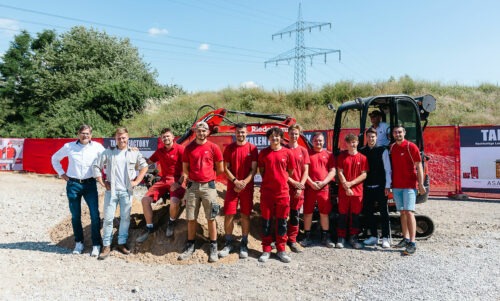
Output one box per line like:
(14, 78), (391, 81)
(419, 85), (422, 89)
(72, 242), (84, 254)
(364, 236), (378, 246)
(381, 238), (390, 249)
(90, 245), (101, 257)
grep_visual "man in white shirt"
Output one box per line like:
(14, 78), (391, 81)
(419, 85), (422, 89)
(93, 127), (148, 260)
(369, 110), (390, 147)
(51, 124), (105, 256)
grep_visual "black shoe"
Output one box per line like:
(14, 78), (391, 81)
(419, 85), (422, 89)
(287, 241), (303, 253)
(208, 242), (219, 263)
(395, 238), (410, 248)
(239, 241), (249, 259)
(403, 243), (416, 255)
(321, 236), (335, 248)
(300, 232), (312, 247)
(218, 241), (233, 258)
(349, 237), (363, 249)
(178, 242), (195, 261)
(166, 220), (176, 238)
(136, 226), (154, 243)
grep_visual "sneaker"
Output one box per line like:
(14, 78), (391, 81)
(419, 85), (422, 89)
(178, 242), (195, 261)
(394, 238), (410, 248)
(218, 241), (233, 258)
(300, 233), (313, 247)
(276, 251), (291, 263)
(72, 242), (84, 254)
(364, 236), (378, 246)
(321, 237), (335, 248)
(98, 246), (111, 260)
(239, 241), (249, 259)
(403, 242), (416, 255)
(381, 238), (390, 249)
(287, 242), (303, 253)
(336, 237), (345, 249)
(136, 227), (153, 243)
(258, 252), (271, 263)
(166, 220), (175, 238)
(90, 245), (101, 257)
(349, 237), (363, 249)
(208, 242), (218, 262)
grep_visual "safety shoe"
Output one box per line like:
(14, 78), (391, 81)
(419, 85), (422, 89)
(277, 251), (292, 263)
(287, 241), (303, 253)
(218, 241), (233, 258)
(394, 238), (410, 248)
(166, 220), (176, 238)
(136, 226), (154, 243)
(364, 236), (379, 246)
(335, 237), (345, 249)
(72, 242), (84, 254)
(90, 245), (101, 257)
(381, 238), (391, 249)
(321, 237), (335, 248)
(178, 242), (195, 261)
(209, 242), (219, 263)
(349, 237), (363, 249)
(98, 246), (111, 260)
(239, 241), (249, 259)
(258, 252), (271, 263)
(299, 233), (313, 247)
(116, 244), (130, 255)
(403, 242), (417, 255)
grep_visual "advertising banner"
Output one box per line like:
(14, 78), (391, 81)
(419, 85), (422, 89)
(460, 126), (500, 194)
(0, 138), (24, 171)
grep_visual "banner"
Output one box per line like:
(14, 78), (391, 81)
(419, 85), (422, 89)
(0, 138), (24, 171)
(460, 126), (500, 194)
(103, 137), (158, 159)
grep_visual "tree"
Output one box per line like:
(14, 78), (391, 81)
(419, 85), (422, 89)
(0, 26), (171, 137)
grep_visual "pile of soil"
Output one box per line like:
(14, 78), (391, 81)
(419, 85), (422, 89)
(50, 183), (268, 265)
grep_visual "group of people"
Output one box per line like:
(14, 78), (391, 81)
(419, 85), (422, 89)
(51, 112), (426, 263)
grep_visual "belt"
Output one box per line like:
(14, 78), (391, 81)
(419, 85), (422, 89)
(68, 177), (95, 184)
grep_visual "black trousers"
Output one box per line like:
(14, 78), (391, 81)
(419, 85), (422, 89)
(363, 186), (390, 238)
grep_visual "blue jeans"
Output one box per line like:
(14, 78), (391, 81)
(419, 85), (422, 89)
(393, 188), (417, 211)
(102, 190), (133, 246)
(66, 179), (102, 246)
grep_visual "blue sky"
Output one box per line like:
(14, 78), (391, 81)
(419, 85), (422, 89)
(0, 0), (498, 92)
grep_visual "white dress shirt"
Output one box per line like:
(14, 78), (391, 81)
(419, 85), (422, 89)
(51, 140), (105, 179)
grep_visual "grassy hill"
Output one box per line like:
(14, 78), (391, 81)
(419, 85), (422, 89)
(125, 77), (500, 137)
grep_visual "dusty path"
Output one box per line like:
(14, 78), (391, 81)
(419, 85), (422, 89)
(0, 173), (498, 300)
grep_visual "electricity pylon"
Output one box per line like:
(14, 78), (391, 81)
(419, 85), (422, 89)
(265, 3), (341, 91)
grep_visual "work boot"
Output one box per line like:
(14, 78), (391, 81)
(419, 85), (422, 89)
(98, 246), (111, 260)
(178, 242), (195, 261)
(363, 236), (378, 246)
(166, 220), (176, 238)
(136, 226), (154, 243)
(218, 240), (233, 258)
(258, 252), (271, 263)
(276, 251), (291, 263)
(335, 237), (345, 249)
(300, 232), (313, 247)
(349, 237), (363, 249)
(239, 241), (249, 259)
(287, 241), (303, 253)
(208, 242), (218, 263)
(394, 238), (410, 248)
(116, 244), (130, 255)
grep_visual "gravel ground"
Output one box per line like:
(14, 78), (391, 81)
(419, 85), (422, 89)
(0, 172), (498, 300)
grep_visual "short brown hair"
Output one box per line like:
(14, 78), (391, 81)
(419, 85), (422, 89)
(344, 133), (358, 142)
(266, 127), (284, 139)
(366, 127), (377, 135)
(288, 124), (303, 133)
(114, 127), (128, 137)
(160, 128), (173, 135)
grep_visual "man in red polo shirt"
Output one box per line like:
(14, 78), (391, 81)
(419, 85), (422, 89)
(178, 121), (224, 263)
(258, 127), (296, 263)
(390, 125), (426, 255)
(218, 123), (258, 259)
(285, 124), (310, 253)
(336, 133), (368, 249)
(301, 132), (336, 248)
(136, 128), (186, 243)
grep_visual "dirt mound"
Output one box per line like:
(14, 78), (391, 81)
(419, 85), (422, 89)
(50, 183), (266, 264)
